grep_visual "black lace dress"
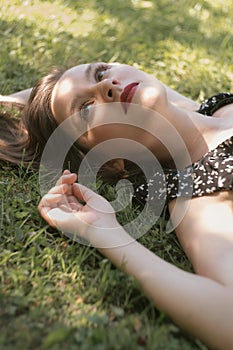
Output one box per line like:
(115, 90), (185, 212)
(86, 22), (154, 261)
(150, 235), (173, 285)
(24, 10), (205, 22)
(133, 93), (233, 205)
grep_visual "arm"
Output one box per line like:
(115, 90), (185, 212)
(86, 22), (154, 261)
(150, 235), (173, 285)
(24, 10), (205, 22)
(38, 171), (233, 350)
(0, 88), (32, 105)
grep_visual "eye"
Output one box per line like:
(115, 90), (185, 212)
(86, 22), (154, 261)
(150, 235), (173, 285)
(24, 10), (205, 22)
(80, 102), (94, 120)
(95, 64), (109, 82)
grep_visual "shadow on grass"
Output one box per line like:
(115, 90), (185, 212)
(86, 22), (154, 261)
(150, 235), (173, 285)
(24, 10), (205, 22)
(1, 0), (232, 92)
(0, 289), (201, 350)
(59, 0), (232, 56)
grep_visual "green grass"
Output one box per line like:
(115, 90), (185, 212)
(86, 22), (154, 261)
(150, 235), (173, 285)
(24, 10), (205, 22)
(0, 0), (232, 349)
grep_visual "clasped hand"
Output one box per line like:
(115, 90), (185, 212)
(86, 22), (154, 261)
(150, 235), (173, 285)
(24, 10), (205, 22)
(38, 170), (121, 246)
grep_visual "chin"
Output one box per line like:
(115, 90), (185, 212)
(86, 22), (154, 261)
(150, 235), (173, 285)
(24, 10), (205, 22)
(137, 83), (167, 112)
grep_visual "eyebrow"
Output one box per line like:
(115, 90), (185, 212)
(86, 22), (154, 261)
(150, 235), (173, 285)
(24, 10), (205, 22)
(85, 63), (94, 80)
(70, 63), (95, 114)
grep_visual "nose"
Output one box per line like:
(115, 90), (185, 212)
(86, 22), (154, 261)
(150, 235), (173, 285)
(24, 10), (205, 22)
(95, 79), (121, 102)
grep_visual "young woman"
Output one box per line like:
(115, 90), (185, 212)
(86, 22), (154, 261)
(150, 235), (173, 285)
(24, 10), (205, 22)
(1, 62), (233, 349)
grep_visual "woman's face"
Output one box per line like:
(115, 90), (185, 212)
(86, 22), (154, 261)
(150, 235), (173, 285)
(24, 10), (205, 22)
(51, 62), (165, 156)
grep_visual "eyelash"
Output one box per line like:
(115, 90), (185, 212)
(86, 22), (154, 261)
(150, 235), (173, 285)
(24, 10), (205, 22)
(94, 63), (109, 81)
(79, 63), (110, 119)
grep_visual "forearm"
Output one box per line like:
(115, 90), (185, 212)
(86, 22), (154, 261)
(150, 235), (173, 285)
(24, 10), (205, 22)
(96, 227), (233, 349)
(0, 88), (32, 105)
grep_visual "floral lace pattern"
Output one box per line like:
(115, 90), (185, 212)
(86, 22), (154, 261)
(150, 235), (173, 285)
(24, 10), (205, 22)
(133, 136), (233, 205)
(166, 136), (233, 201)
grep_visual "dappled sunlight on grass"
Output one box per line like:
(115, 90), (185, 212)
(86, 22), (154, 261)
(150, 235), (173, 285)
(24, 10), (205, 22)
(0, 0), (232, 97)
(1, 0), (97, 38)
(131, 0), (154, 9)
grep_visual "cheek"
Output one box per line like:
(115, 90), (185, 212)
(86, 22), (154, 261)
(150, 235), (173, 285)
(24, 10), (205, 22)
(84, 125), (128, 146)
(82, 125), (158, 160)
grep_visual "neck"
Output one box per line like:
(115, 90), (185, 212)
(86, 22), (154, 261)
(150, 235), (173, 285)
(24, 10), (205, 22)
(150, 102), (232, 169)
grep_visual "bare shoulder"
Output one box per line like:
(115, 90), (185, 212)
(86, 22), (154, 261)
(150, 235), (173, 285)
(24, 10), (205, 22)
(169, 191), (233, 236)
(169, 191), (233, 285)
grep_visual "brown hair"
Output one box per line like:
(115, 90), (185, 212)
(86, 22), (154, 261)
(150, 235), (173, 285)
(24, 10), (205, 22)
(0, 101), (27, 165)
(0, 68), (88, 173)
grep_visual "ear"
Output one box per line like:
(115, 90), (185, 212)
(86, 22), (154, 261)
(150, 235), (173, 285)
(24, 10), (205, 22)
(106, 158), (125, 172)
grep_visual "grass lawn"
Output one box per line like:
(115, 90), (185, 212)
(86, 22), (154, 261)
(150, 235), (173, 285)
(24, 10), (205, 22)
(0, 0), (232, 349)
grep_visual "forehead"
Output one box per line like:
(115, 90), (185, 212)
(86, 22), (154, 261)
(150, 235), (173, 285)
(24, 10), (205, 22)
(61, 64), (88, 81)
(51, 63), (89, 122)
(55, 63), (89, 95)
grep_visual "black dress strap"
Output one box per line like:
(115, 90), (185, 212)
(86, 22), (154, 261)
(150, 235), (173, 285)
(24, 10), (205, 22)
(197, 92), (233, 116)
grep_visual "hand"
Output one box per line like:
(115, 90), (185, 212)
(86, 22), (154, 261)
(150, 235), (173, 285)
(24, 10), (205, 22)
(38, 170), (120, 245)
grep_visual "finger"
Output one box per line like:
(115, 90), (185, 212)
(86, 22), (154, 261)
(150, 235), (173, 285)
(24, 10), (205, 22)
(72, 183), (114, 214)
(48, 183), (69, 195)
(72, 183), (99, 203)
(69, 202), (83, 211)
(63, 169), (71, 175)
(39, 193), (65, 207)
(56, 172), (77, 186)
(67, 194), (83, 206)
(59, 204), (73, 213)
(38, 185), (69, 212)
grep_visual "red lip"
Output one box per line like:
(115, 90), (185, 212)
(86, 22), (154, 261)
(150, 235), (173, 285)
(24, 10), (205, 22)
(120, 82), (139, 113)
